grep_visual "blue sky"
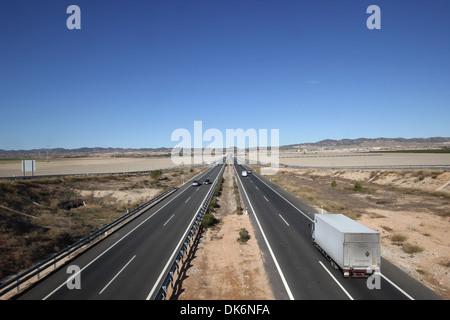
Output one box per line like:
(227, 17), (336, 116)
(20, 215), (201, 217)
(1, 0), (449, 150)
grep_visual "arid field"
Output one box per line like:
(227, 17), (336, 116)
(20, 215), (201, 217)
(1, 152), (449, 299)
(0, 158), (179, 178)
(0, 167), (205, 284)
(1, 152), (449, 178)
(279, 151), (450, 168)
(257, 167), (450, 299)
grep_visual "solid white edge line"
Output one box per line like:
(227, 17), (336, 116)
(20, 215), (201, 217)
(381, 273), (415, 300)
(145, 165), (224, 300)
(247, 165), (416, 301)
(235, 164), (295, 300)
(42, 166), (215, 300)
(99, 255), (136, 295)
(318, 261), (354, 300)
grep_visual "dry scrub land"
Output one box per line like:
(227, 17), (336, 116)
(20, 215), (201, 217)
(0, 168), (203, 283)
(262, 167), (450, 299)
(0, 157), (180, 178)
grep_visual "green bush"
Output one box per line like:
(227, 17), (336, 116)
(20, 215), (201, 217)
(353, 181), (363, 191)
(214, 177), (223, 197)
(201, 213), (218, 228)
(150, 169), (163, 180)
(331, 180), (337, 188)
(391, 233), (408, 243)
(238, 228), (250, 243)
(209, 198), (219, 209)
(402, 243), (424, 254)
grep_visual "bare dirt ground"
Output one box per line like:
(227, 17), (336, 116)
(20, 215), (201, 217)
(0, 167), (203, 283)
(0, 156), (225, 178)
(175, 164), (274, 300)
(278, 151), (450, 168)
(0, 157), (179, 177)
(264, 167), (450, 299)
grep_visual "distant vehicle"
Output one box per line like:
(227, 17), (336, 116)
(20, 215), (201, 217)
(311, 214), (380, 278)
(247, 170), (252, 174)
(192, 179), (200, 186)
(242, 171), (248, 177)
(204, 178), (211, 185)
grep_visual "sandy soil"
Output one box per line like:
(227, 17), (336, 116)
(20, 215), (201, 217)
(0, 157), (180, 177)
(265, 167), (449, 299)
(359, 208), (449, 297)
(2, 152), (449, 178)
(175, 165), (274, 300)
(0, 167), (204, 287)
(278, 152), (450, 168)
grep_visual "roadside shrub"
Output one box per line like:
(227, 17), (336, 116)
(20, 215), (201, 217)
(209, 198), (219, 209)
(391, 233), (408, 243)
(214, 177), (224, 197)
(238, 228), (250, 243)
(353, 181), (363, 191)
(331, 180), (337, 188)
(150, 169), (162, 180)
(402, 243), (424, 254)
(201, 213), (218, 228)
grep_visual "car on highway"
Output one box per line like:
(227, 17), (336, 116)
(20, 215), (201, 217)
(242, 170), (248, 177)
(192, 179), (200, 186)
(204, 178), (211, 185)
(247, 169), (252, 174)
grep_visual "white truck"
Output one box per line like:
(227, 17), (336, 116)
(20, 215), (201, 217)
(311, 214), (380, 278)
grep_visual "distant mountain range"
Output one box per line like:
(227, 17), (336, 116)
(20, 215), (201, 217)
(0, 147), (171, 159)
(283, 137), (450, 150)
(1, 137), (449, 158)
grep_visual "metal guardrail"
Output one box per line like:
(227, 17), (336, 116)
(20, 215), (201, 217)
(153, 163), (226, 300)
(0, 186), (178, 299)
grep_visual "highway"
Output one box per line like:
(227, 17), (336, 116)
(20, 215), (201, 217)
(13, 156), (442, 300)
(17, 163), (224, 300)
(233, 160), (441, 300)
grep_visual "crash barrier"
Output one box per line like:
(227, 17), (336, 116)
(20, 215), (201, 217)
(153, 164), (225, 300)
(0, 186), (178, 299)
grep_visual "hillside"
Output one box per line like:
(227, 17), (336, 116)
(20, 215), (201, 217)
(283, 137), (450, 151)
(1, 137), (450, 159)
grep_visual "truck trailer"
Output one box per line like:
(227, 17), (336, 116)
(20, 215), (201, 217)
(311, 214), (380, 278)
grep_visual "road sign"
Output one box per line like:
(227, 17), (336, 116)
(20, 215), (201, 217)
(22, 160), (36, 176)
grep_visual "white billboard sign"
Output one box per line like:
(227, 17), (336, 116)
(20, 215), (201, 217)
(22, 160), (36, 176)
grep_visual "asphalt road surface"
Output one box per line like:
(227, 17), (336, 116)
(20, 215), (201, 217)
(15, 157), (442, 300)
(17, 163), (224, 300)
(234, 160), (441, 300)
